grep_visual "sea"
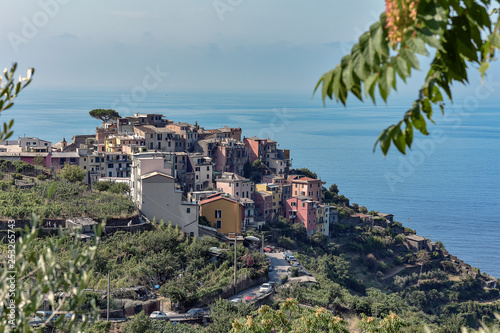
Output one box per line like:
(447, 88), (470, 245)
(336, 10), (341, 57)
(6, 89), (500, 278)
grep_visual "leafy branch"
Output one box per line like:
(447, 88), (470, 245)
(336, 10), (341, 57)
(315, 0), (500, 155)
(0, 63), (34, 141)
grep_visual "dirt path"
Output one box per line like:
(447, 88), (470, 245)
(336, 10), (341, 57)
(382, 264), (415, 280)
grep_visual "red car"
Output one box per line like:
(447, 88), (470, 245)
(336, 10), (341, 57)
(244, 293), (257, 302)
(263, 246), (273, 253)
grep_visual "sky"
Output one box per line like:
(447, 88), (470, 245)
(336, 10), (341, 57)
(2, 1), (499, 95)
(1, 0), (390, 93)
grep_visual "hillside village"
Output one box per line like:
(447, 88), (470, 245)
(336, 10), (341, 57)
(0, 112), (346, 240)
(1, 112), (500, 332)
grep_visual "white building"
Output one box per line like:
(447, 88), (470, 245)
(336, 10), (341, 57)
(138, 171), (199, 237)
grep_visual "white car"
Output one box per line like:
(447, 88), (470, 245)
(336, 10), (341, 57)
(259, 283), (273, 293)
(149, 311), (169, 320)
(230, 298), (241, 305)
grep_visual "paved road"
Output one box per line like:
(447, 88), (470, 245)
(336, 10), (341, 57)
(163, 252), (292, 317)
(230, 251), (290, 302)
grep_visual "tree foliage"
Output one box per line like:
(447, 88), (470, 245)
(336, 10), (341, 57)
(231, 298), (348, 333)
(0, 216), (98, 332)
(315, 0), (500, 155)
(89, 109), (121, 123)
(60, 164), (86, 183)
(0, 63), (34, 141)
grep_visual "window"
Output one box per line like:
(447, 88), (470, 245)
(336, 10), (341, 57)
(109, 172), (112, 177)
(236, 192), (239, 197)
(302, 203), (305, 207)
(216, 220), (222, 229)
(196, 175), (199, 180)
(207, 166), (209, 171)
(84, 158), (87, 161)
(291, 202), (296, 207)
(294, 191), (297, 195)
(215, 210), (222, 218)
(236, 183), (239, 187)
(207, 174), (209, 179)
(187, 208), (191, 213)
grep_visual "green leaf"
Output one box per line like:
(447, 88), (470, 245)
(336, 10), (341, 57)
(392, 125), (406, 154)
(400, 48), (420, 70)
(404, 118), (414, 148)
(378, 66), (394, 102)
(406, 37), (428, 56)
(364, 73), (379, 103)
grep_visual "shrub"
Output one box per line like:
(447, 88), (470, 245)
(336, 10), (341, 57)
(379, 261), (390, 273)
(394, 234), (405, 244)
(11, 173), (23, 180)
(365, 253), (378, 271)
(376, 271), (385, 279)
(359, 206), (368, 214)
(93, 181), (111, 192)
(61, 164), (85, 183)
(0, 172), (3, 180)
(109, 182), (129, 194)
(37, 174), (48, 181)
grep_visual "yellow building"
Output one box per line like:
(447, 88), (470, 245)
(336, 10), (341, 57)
(255, 183), (282, 218)
(200, 193), (243, 235)
(316, 205), (325, 234)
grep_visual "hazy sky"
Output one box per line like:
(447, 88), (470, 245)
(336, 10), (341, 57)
(1, 1), (498, 95)
(1, 0), (389, 93)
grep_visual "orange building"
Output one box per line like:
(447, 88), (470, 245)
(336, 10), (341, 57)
(200, 193), (244, 235)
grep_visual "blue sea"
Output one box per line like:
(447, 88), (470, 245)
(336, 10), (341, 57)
(7, 89), (500, 278)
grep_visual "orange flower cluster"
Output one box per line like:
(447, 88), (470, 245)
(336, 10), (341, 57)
(385, 0), (420, 44)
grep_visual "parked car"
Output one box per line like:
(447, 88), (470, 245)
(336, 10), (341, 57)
(284, 251), (292, 260)
(29, 316), (43, 327)
(64, 312), (83, 321)
(269, 281), (276, 289)
(259, 283), (273, 293)
(36, 311), (58, 323)
(287, 255), (296, 263)
(244, 293), (257, 302)
(291, 262), (300, 268)
(263, 245), (274, 253)
(230, 297), (242, 305)
(150, 311), (169, 320)
(184, 308), (205, 319)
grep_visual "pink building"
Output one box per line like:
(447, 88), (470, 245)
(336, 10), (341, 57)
(288, 176), (324, 202)
(216, 172), (253, 199)
(285, 196), (318, 235)
(243, 137), (266, 164)
(254, 191), (273, 221)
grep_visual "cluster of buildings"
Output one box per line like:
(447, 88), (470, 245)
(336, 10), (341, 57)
(0, 113), (338, 238)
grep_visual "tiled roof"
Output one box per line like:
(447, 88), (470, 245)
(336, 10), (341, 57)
(200, 193), (240, 205)
(141, 171), (174, 180)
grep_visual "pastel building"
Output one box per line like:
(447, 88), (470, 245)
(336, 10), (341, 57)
(255, 183), (281, 218)
(285, 196), (318, 236)
(216, 172), (253, 199)
(288, 176), (325, 202)
(186, 154), (213, 191)
(200, 193), (244, 235)
(135, 170), (199, 237)
(254, 191), (273, 222)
